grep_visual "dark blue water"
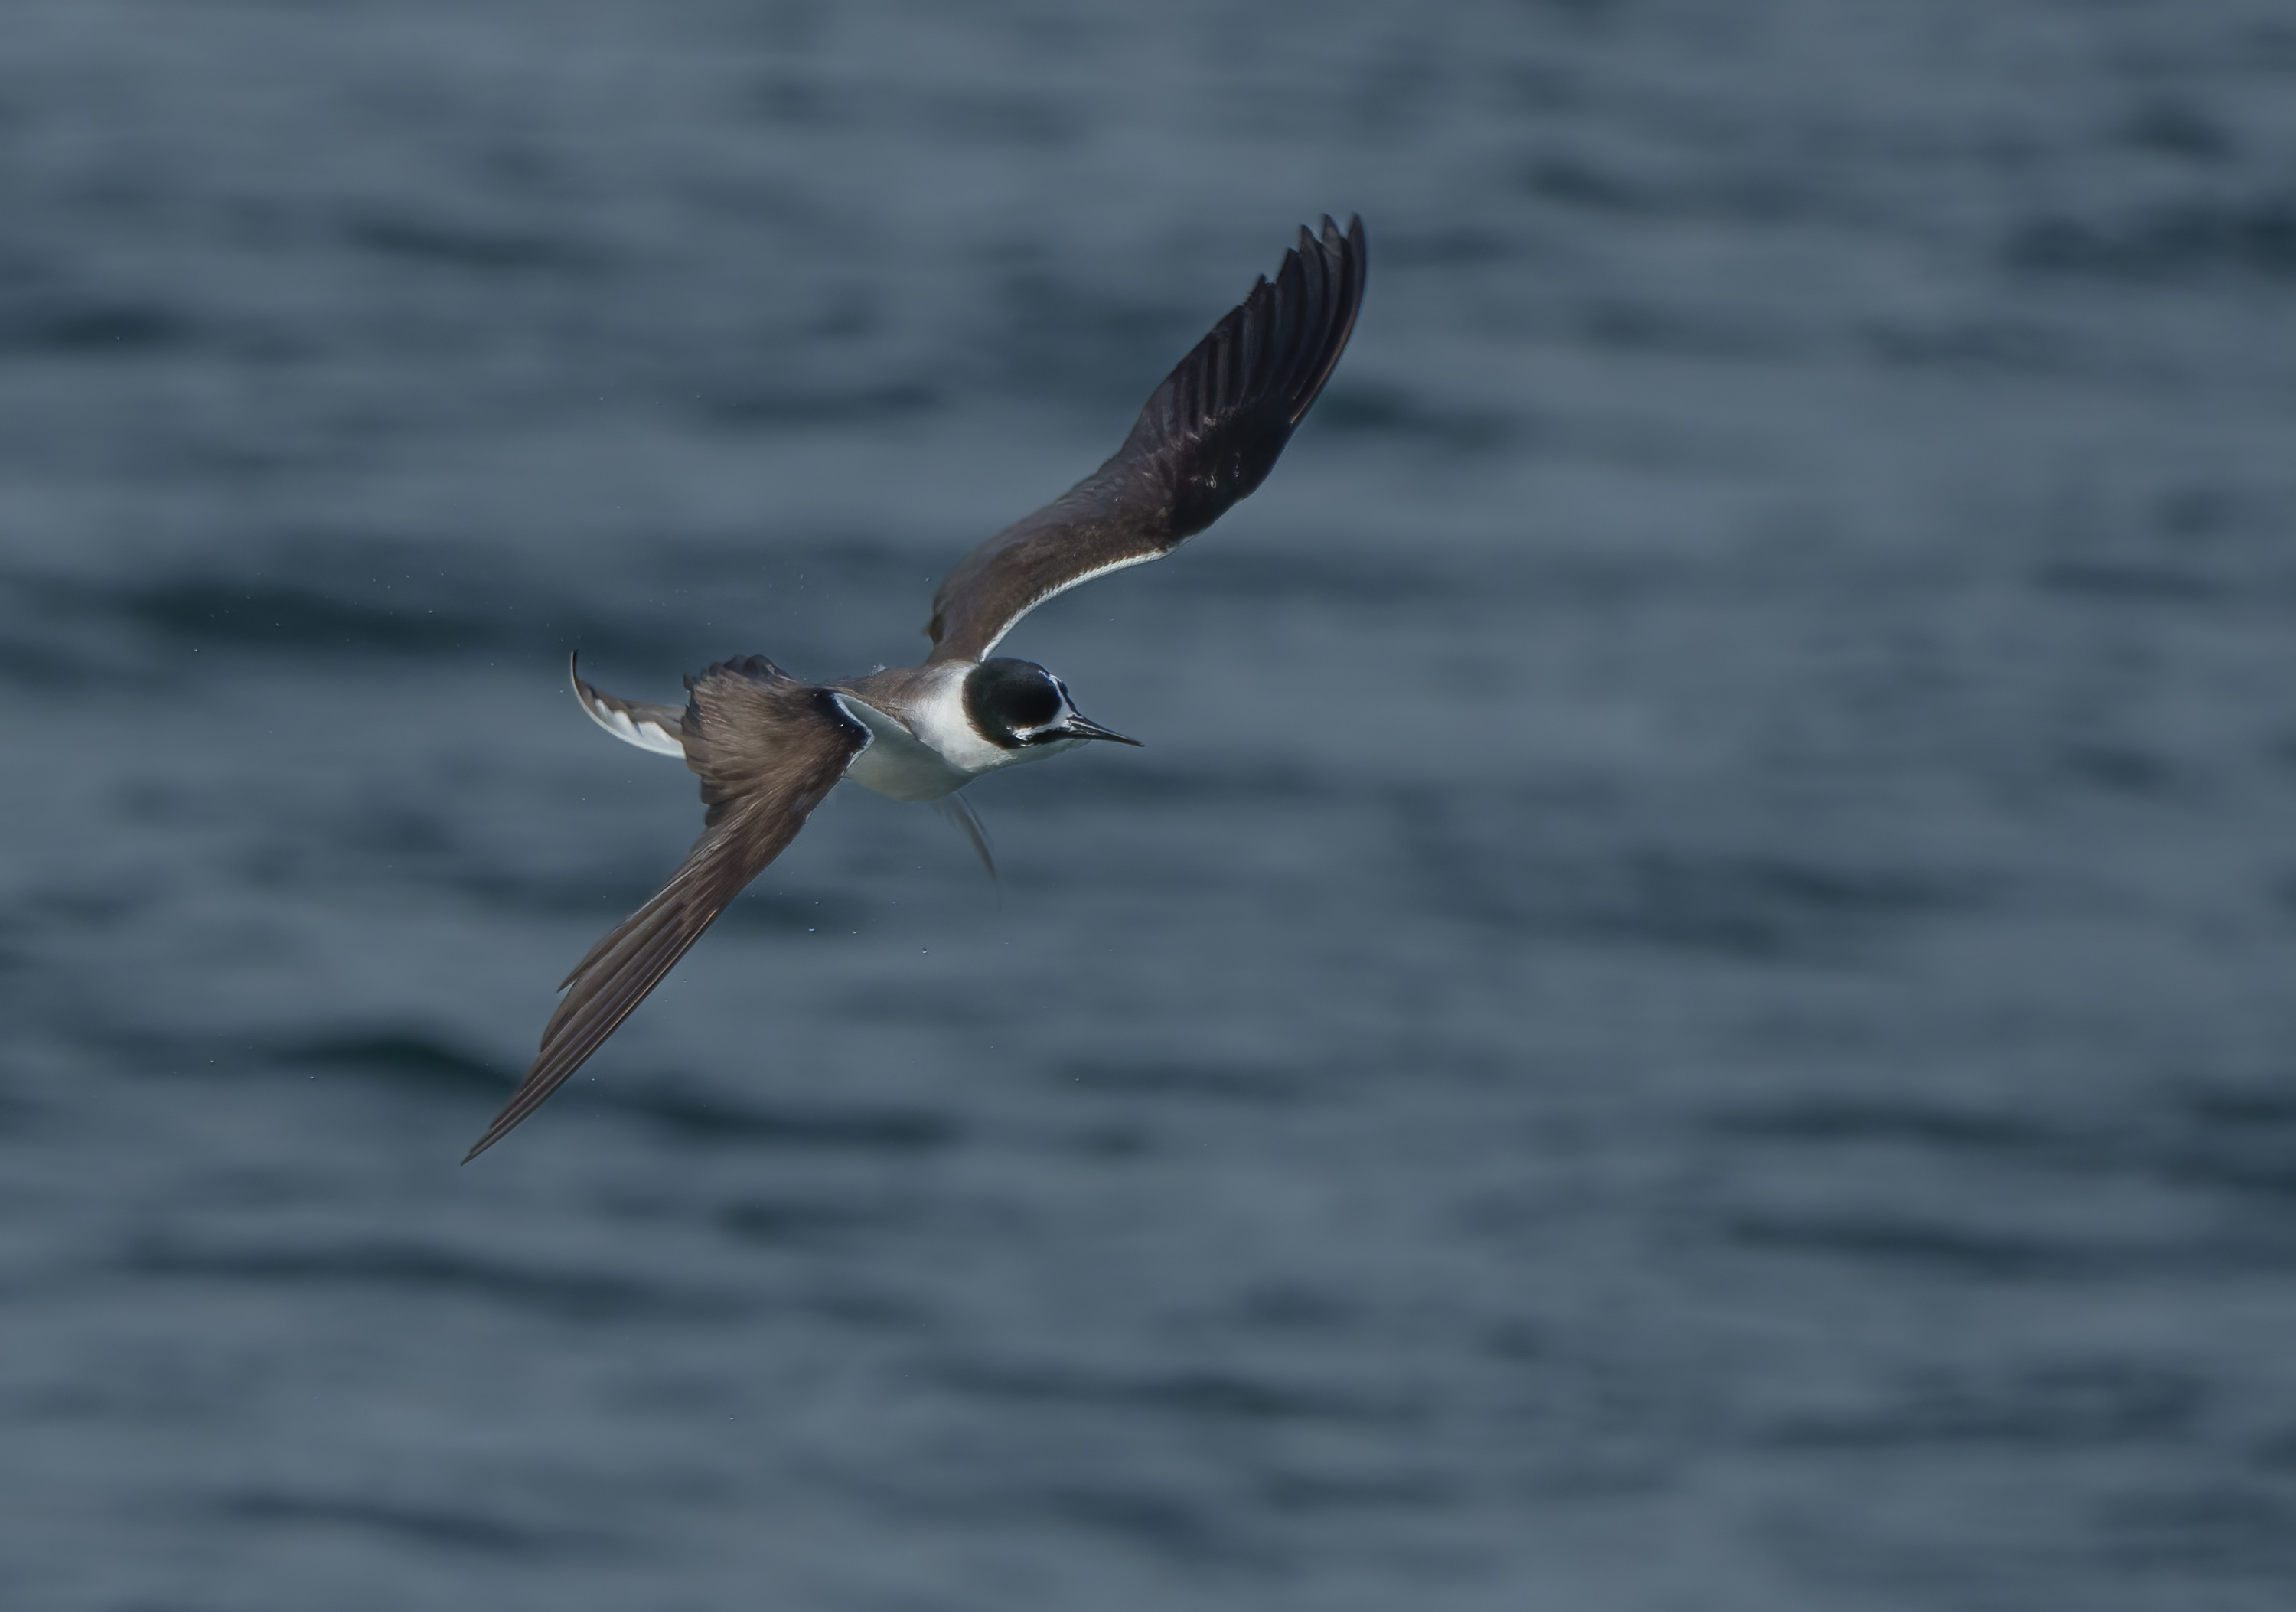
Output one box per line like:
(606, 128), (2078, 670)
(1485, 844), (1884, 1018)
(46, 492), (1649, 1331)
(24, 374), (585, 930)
(8, 3), (2296, 1607)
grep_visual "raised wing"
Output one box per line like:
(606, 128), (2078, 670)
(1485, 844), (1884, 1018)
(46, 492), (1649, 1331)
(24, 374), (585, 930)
(465, 655), (867, 1160)
(571, 651), (686, 757)
(925, 214), (1366, 664)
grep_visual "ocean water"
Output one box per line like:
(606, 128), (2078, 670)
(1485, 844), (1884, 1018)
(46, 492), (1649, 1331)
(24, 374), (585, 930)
(6, 2), (2296, 1607)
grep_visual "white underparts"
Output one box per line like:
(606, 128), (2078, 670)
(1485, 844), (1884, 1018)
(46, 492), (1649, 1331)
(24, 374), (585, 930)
(832, 691), (967, 801)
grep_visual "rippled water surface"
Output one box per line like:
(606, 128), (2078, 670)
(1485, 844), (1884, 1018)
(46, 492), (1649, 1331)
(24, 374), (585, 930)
(8, 2), (2296, 1607)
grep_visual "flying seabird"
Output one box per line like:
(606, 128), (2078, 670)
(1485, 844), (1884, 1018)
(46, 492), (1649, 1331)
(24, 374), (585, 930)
(465, 215), (1366, 1160)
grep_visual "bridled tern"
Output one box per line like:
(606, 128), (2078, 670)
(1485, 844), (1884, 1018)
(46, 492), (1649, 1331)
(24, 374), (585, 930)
(466, 215), (1366, 1160)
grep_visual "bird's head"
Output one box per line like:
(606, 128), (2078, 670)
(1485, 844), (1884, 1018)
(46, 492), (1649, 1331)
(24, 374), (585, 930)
(963, 658), (1141, 751)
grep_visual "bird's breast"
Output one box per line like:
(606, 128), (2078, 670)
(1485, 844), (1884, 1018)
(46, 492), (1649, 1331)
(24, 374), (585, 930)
(830, 692), (970, 801)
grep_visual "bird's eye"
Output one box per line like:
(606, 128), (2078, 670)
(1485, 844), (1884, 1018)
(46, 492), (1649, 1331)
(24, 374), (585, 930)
(967, 658), (1068, 742)
(1009, 682), (1062, 727)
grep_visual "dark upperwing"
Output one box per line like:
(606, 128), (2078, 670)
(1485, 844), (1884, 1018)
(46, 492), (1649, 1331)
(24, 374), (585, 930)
(924, 215), (1366, 665)
(465, 655), (867, 1161)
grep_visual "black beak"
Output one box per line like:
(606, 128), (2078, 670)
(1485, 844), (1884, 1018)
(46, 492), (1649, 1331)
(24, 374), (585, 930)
(1060, 714), (1143, 746)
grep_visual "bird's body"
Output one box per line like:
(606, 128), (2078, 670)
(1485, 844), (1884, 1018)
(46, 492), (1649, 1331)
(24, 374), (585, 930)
(835, 662), (1107, 801)
(574, 653), (1120, 799)
(832, 672), (984, 804)
(467, 216), (1367, 1160)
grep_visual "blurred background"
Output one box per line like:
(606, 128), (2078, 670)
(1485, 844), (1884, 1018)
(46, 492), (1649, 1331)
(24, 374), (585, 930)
(6, 2), (2296, 1607)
